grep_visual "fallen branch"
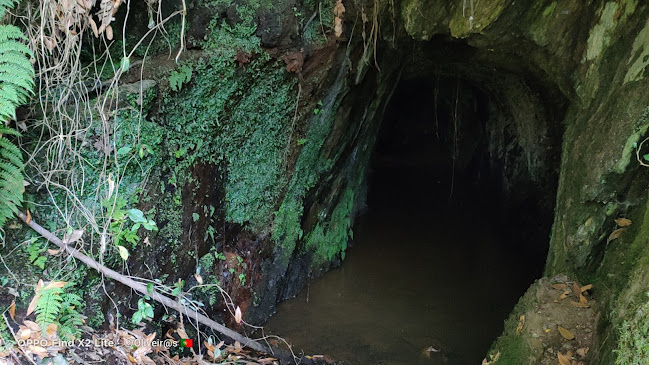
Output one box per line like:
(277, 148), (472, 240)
(17, 211), (279, 357)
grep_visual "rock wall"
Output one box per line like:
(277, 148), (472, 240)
(117, 0), (649, 360)
(8, 0), (648, 362)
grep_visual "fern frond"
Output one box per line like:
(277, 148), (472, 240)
(0, 135), (24, 227)
(0, 137), (24, 167)
(58, 287), (84, 340)
(0, 14), (33, 230)
(34, 286), (64, 332)
(0, 124), (21, 136)
(0, 0), (19, 18)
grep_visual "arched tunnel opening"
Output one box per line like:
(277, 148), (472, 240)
(266, 39), (567, 364)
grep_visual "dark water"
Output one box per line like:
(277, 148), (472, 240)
(264, 167), (541, 364)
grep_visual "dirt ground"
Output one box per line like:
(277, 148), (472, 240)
(485, 275), (598, 365)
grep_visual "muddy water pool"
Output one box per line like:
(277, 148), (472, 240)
(264, 168), (542, 364)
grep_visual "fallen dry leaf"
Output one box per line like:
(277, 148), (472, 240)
(615, 217), (632, 227)
(558, 351), (571, 365)
(608, 228), (627, 243)
(515, 315), (525, 335)
(482, 351), (501, 365)
(194, 273), (203, 285)
(558, 325), (575, 340)
(45, 323), (58, 339)
(18, 328), (32, 340)
(46, 249), (60, 255)
(333, 0), (345, 37)
(570, 300), (589, 308)
(576, 347), (589, 357)
(579, 293), (588, 305)
(27, 295), (40, 316)
(176, 326), (188, 340)
(43, 281), (67, 291)
(9, 300), (15, 320)
(258, 358), (277, 364)
(552, 283), (567, 290)
(580, 284), (593, 292)
(106, 25), (113, 40)
(28, 345), (49, 359)
(572, 282), (581, 297)
(560, 290), (571, 300)
(235, 306), (242, 324)
(25, 210), (32, 224)
(23, 320), (40, 331)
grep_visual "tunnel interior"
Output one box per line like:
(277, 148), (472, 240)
(369, 73), (557, 272)
(266, 40), (568, 363)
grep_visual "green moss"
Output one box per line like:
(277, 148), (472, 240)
(270, 99), (340, 263)
(305, 188), (354, 267)
(449, 0), (508, 38)
(528, 1), (557, 46)
(271, 197), (304, 265)
(615, 293), (649, 363)
(624, 19), (649, 84)
(585, 2), (619, 62)
(222, 67), (296, 229)
(157, 6), (297, 232)
(542, 1), (557, 17)
(614, 107), (649, 174)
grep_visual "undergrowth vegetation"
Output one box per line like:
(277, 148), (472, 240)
(616, 294), (649, 363)
(0, 0), (353, 361)
(0, 0), (33, 232)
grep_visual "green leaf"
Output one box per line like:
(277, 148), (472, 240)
(297, 138), (308, 146)
(643, 154), (649, 161)
(33, 256), (46, 269)
(127, 208), (147, 223)
(117, 146), (132, 155)
(120, 57), (130, 72)
(142, 220), (157, 231)
(146, 282), (153, 295)
(117, 245), (129, 261)
(132, 311), (142, 324)
(192, 213), (199, 222)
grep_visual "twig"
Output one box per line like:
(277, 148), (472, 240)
(16, 211), (286, 358)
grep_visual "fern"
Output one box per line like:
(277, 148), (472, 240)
(0, 132), (24, 227)
(0, 0), (34, 231)
(34, 284), (84, 339)
(58, 292), (84, 340)
(0, 0), (18, 18)
(34, 286), (64, 332)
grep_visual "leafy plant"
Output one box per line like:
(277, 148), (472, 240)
(102, 196), (158, 260)
(25, 237), (47, 270)
(131, 298), (154, 324)
(0, 0), (35, 230)
(29, 281), (83, 340)
(169, 65), (192, 92)
(615, 294), (649, 364)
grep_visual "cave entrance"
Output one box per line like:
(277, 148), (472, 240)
(266, 43), (564, 363)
